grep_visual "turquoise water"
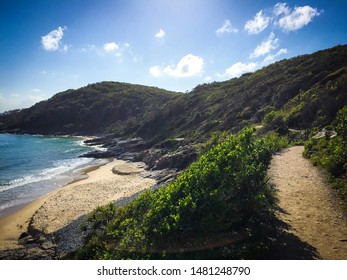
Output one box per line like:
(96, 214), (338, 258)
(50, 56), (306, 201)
(0, 134), (104, 217)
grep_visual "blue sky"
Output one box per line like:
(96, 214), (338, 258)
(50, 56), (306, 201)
(0, 0), (346, 112)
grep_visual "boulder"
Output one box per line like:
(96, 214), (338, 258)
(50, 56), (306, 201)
(154, 147), (197, 170)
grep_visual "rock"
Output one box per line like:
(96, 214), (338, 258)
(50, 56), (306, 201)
(154, 147), (197, 170)
(0, 240), (57, 260)
(19, 232), (29, 239)
(156, 170), (180, 185)
(81, 137), (152, 160)
(154, 138), (185, 150)
(138, 149), (166, 169)
(82, 136), (197, 175)
(26, 238), (37, 244)
(79, 150), (114, 158)
(38, 235), (46, 243)
(143, 168), (180, 186)
(138, 145), (197, 171)
(41, 242), (56, 250)
(312, 128), (338, 139)
(18, 234), (36, 245)
(118, 152), (137, 161)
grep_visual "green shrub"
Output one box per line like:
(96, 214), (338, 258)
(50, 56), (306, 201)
(304, 106), (347, 207)
(264, 111), (289, 135)
(77, 128), (280, 259)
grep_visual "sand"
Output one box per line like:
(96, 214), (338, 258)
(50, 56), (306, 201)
(0, 159), (156, 252)
(269, 146), (347, 259)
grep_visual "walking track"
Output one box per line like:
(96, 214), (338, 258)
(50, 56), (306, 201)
(268, 146), (347, 259)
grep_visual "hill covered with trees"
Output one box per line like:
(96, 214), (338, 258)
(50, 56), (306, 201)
(0, 83), (179, 135)
(1, 45), (346, 142)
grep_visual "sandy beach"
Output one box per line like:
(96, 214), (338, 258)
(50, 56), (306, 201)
(0, 159), (156, 255)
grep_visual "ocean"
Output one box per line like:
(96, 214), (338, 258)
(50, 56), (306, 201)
(0, 134), (106, 218)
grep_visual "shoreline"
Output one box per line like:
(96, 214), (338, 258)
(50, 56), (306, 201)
(0, 158), (156, 254)
(0, 156), (111, 220)
(0, 133), (107, 220)
(0, 159), (111, 250)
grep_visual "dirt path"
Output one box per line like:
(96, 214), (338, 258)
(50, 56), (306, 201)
(268, 146), (347, 259)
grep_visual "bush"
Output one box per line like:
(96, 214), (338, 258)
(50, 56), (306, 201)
(264, 111), (289, 135)
(77, 128), (279, 259)
(304, 106), (347, 207)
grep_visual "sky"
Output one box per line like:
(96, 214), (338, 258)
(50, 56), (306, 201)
(0, 0), (346, 112)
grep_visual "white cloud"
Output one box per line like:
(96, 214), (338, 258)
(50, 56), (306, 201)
(273, 2), (290, 16)
(250, 32), (279, 58)
(276, 5), (321, 32)
(79, 44), (97, 53)
(0, 92), (47, 112)
(31, 88), (42, 93)
(155, 28), (166, 39)
(103, 42), (119, 52)
(216, 29), (289, 81)
(263, 48), (288, 63)
(219, 62), (258, 79)
(41, 26), (67, 51)
(244, 11), (270, 34)
(62, 45), (69, 52)
(216, 19), (238, 36)
(149, 66), (163, 77)
(243, 3), (321, 35)
(96, 42), (131, 63)
(150, 54), (204, 78)
(276, 48), (288, 56)
(164, 54), (204, 77)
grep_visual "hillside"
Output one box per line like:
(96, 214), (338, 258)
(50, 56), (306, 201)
(139, 44), (347, 142)
(1, 45), (346, 142)
(0, 83), (180, 135)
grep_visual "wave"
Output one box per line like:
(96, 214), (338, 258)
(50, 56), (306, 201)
(0, 197), (31, 212)
(0, 157), (94, 193)
(0, 134), (107, 215)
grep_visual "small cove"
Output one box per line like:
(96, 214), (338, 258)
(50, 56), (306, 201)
(0, 134), (105, 218)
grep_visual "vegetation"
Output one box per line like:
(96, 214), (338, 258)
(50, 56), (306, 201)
(76, 128), (286, 259)
(0, 82), (179, 135)
(304, 107), (347, 208)
(146, 44), (347, 142)
(1, 45), (346, 144)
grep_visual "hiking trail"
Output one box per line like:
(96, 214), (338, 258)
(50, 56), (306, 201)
(268, 146), (347, 259)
